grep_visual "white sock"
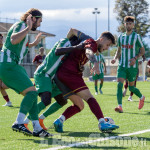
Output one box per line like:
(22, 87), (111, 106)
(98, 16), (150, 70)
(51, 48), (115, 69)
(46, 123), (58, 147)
(24, 117), (30, 124)
(119, 104), (122, 107)
(16, 112), (26, 124)
(99, 118), (105, 123)
(32, 120), (42, 132)
(59, 115), (65, 123)
(140, 95), (144, 100)
(39, 114), (46, 120)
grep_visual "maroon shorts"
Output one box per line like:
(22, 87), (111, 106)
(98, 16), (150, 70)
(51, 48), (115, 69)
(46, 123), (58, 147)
(57, 68), (88, 94)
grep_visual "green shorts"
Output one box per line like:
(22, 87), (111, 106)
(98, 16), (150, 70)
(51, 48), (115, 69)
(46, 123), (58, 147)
(117, 66), (138, 82)
(92, 73), (104, 80)
(34, 73), (62, 98)
(0, 62), (33, 93)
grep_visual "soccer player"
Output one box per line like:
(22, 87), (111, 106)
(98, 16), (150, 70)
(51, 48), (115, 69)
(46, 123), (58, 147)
(0, 8), (50, 137)
(24, 36), (83, 130)
(53, 28), (119, 133)
(90, 51), (106, 95)
(32, 47), (46, 68)
(111, 16), (145, 113)
(123, 55), (145, 101)
(0, 34), (13, 106)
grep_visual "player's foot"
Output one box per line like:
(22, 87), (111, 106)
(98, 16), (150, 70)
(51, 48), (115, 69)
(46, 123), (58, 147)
(39, 118), (48, 130)
(53, 119), (63, 133)
(95, 92), (98, 95)
(138, 96), (145, 109)
(99, 89), (103, 94)
(115, 106), (123, 113)
(128, 96), (133, 101)
(2, 101), (12, 107)
(99, 119), (119, 132)
(122, 88), (127, 97)
(33, 129), (53, 137)
(12, 123), (32, 136)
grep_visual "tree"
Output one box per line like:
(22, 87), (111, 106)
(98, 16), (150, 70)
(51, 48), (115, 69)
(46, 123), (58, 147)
(114, 0), (150, 37)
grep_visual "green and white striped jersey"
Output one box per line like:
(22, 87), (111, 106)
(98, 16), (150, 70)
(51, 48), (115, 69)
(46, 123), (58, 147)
(91, 53), (105, 74)
(118, 32), (144, 68)
(0, 21), (29, 64)
(35, 38), (71, 78)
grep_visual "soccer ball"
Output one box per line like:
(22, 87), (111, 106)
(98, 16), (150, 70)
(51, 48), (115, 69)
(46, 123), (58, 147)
(104, 117), (115, 125)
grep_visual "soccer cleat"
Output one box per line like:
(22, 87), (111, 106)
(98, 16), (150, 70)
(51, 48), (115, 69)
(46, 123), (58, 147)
(2, 101), (12, 107)
(53, 119), (63, 133)
(138, 96), (145, 109)
(99, 89), (103, 94)
(128, 96), (133, 101)
(12, 123), (32, 136)
(39, 118), (48, 130)
(115, 106), (123, 113)
(99, 119), (119, 132)
(95, 92), (98, 95)
(122, 89), (127, 97)
(33, 129), (53, 137)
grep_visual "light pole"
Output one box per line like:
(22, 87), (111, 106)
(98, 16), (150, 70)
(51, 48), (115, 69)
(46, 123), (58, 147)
(92, 8), (100, 40)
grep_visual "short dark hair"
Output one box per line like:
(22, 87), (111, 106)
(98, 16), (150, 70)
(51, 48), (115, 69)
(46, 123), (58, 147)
(101, 31), (115, 45)
(0, 34), (3, 38)
(124, 16), (135, 23)
(21, 8), (42, 22)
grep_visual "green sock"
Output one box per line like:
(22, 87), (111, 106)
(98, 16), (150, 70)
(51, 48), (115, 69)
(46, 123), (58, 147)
(20, 91), (38, 115)
(95, 85), (98, 92)
(129, 86), (142, 98)
(28, 101), (46, 120)
(100, 83), (103, 90)
(117, 82), (123, 105)
(43, 102), (62, 118)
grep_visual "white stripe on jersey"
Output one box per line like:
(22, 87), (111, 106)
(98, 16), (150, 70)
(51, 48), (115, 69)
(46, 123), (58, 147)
(133, 34), (137, 68)
(127, 34), (132, 68)
(0, 51), (4, 62)
(137, 35), (144, 47)
(7, 49), (12, 62)
(123, 36), (127, 67)
(46, 55), (64, 75)
(119, 35), (123, 66)
(18, 23), (28, 64)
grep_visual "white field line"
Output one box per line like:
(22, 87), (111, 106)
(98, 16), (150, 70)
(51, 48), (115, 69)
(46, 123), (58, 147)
(42, 129), (150, 150)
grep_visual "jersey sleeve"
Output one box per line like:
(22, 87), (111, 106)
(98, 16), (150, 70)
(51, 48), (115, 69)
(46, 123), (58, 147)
(77, 31), (92, 42)
(13, 22), (26, 33)
(137, 34), (144, 48)
(84, 39), (97, 53)
(117, 35), (121, 47)
(56, 38), (71, 48)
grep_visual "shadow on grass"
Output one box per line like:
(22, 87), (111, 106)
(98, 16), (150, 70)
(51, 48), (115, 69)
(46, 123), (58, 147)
(10, 106), (20, 109)
(123, 112), (150, 115)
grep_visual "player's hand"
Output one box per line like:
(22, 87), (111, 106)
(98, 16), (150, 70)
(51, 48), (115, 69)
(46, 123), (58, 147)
(129, 58), (136, 66)
(26, 14), (33, 30)
(111, 59), (116, 64)
(104, 69), (107, 74)
(91, 62), (100, 75)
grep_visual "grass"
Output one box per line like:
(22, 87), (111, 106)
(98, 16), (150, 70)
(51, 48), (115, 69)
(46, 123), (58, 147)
(0, 81), (150, 150)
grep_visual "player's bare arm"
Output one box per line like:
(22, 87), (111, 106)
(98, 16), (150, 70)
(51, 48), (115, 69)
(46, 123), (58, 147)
(11, 15), (33, 45)
(86, 48), (100, 75)
(28, 32), (42, 48)
(111, 47), (121, 64)
(129, 47), (145, 66)
(55, 43), (84, 56)
(103, 62), (107, 74)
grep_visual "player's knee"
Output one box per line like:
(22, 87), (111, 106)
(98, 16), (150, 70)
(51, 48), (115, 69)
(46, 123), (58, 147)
(54, 94), (68, 106)
(40, 92), (51, 106)
(129, 86), (134, 92)
(117, 82), (123, 89)
(79, 102), (84, 111)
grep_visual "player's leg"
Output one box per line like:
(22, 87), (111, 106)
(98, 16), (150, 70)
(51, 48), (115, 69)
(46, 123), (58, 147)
(76, 89), (119, 132)
(127, 68), (145, 109)
(93, 74), (98, 95)
(123, 79), (128, 97)
(0, 81), (12, 106)
(115, 67), (126, 113)
(99, 73), (104, 94)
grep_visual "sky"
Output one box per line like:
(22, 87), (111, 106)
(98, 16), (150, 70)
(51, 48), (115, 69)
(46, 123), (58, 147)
(0, 0), (150, 48)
